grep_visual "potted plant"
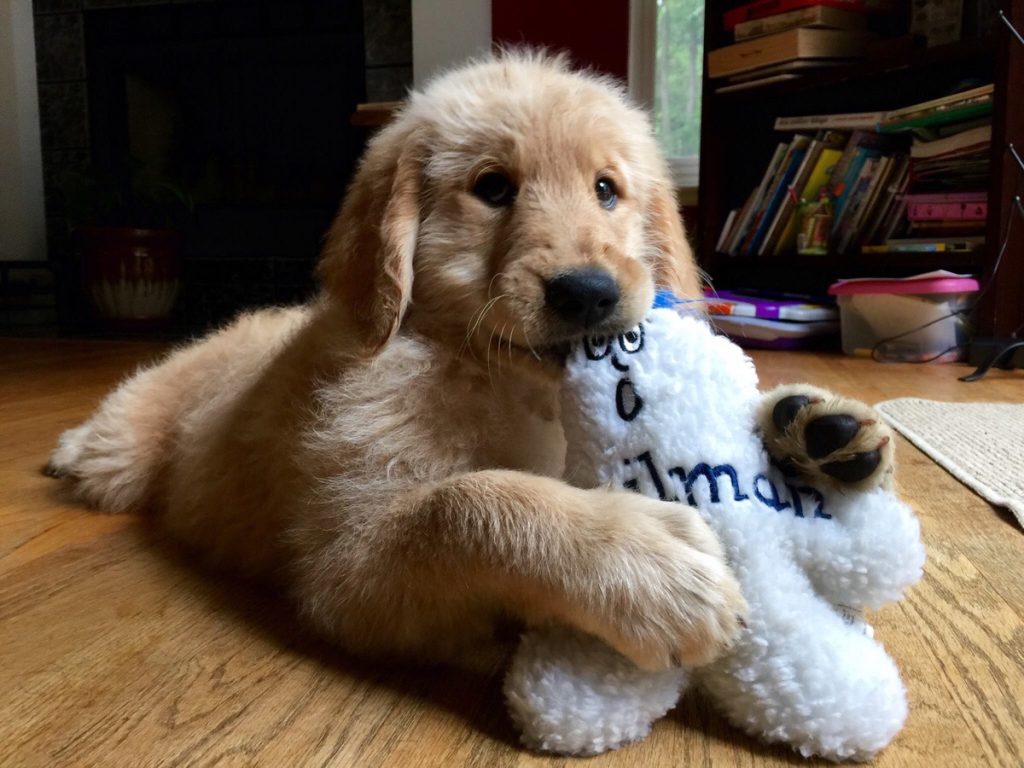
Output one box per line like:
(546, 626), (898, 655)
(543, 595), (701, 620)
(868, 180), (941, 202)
(62, 160), (193, 331)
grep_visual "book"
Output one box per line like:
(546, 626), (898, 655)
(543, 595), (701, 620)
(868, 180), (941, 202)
(907, 220), (987, 236)
(910, 125), (992, 159)
(827, 130), (891, 215)
(760, 130), (847, 255)
(743, 135), (812, 255)
(832, 155), (881, 252)
(715, 73), (804, 93)
(873, 161), (912, 243)
(778, 86), (994, 135)
(880, 101), (993, 134)
(728, 143), (788, 254)
(774, 111), (884, 131)
(734, 4), (868, 40)
(725, 191), (759, 254)
(773, 145), (845, 254)
(880, 84), (993, 123)
(862, 237), (984, 253)
(857, 154), (905, 244)
(905, 192), (988, 220)
(839, 154), (894, 252)
(716, 209), (739, 252)
(707, 28), (875, 79)
(704, 290), (838, 321)
(723, 0), (897, 31)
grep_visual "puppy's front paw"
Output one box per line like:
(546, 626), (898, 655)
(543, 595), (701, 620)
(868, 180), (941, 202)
(758, 384), (895, 491)
(580, 493), (747, 671)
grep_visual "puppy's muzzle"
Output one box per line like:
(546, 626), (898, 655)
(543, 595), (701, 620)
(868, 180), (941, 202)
(545, 268), (620, 330)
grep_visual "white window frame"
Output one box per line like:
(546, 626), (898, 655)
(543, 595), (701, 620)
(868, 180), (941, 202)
(628, 0), (702, 197)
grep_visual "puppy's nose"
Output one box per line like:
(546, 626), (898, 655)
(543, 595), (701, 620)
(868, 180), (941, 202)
(545, 268), (620, 329)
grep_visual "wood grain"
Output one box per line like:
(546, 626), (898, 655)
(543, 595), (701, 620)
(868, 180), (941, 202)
(2, 338), (1022, 768)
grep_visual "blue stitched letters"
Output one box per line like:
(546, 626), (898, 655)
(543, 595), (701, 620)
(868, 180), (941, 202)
(623, 451), (828, 521)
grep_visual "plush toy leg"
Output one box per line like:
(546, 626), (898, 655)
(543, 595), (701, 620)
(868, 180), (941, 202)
(696, 584), (908, 762)
(504, 626), (687, 755)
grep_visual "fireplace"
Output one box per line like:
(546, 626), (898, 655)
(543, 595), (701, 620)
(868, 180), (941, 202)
(33, 0), (412, 336)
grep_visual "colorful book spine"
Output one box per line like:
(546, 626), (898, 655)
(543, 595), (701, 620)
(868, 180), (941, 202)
(747, 141), (809, 255)
(906, 200), (988, 221)
(774, 146), (844, 255)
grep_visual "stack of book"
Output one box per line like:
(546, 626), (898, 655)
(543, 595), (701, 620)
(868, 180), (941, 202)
(709, 0), (899, 92)
(704, 289), (839, 349)
(716, 84), (993, 257)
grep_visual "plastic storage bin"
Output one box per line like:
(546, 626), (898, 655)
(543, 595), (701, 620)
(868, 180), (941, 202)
(828, 272), (980, 362)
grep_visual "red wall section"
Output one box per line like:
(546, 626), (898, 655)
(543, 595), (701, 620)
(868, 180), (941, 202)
(491, 0), (630, 81)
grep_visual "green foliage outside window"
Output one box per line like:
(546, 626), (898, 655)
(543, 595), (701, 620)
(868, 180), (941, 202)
(653, 0), (705, 159)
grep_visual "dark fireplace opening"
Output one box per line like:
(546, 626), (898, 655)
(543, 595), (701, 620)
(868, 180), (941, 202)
(73, 0), (369, 335)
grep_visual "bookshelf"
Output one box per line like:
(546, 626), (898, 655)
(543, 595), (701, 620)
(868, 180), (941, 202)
(695, 0), (1024, 337)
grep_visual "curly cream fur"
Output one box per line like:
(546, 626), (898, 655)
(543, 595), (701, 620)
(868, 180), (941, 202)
(47, 53), (744, 672)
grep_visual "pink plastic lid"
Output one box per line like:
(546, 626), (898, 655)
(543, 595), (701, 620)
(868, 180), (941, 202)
(829, 270), (979, 296)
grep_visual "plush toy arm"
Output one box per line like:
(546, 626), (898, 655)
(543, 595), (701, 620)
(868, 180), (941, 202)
(789, 490), (925, 608)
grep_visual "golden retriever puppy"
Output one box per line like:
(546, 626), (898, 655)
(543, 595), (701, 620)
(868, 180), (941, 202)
(46, 52), (747, 671)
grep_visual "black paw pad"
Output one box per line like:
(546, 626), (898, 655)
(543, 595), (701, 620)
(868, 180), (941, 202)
(772, 395), (811, 432)
(805, 415), (860, 459)
(822, 450), (882, 483)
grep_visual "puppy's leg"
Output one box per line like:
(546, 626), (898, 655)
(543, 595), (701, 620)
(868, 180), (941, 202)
(44, 361), (182, 513)
(297, 470), (746, 671)
(757, 384), (895, 492)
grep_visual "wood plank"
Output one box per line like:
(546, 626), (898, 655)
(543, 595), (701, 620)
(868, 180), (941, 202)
(1, 339), (1022, 767)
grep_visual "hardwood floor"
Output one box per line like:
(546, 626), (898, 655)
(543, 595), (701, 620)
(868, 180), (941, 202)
(2, 337), (1022, 768)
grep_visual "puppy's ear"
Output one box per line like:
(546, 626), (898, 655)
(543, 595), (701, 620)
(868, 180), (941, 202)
(645, 177), (703, 300)
(318, 124), (421, 351)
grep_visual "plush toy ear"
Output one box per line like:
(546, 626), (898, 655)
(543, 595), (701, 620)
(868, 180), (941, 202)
(644, 173), (703, 301)
(318, 121), (421, 351)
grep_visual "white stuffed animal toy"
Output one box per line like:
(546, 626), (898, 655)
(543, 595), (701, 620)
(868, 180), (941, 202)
(504, 296), (926, 761)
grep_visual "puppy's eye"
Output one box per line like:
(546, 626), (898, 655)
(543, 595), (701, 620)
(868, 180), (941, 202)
(472, 172), (517, 207)
(595, 177), (617, 210)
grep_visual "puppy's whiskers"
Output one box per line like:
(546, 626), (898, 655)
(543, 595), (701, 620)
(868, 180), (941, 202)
(520, 327), (543, 362)
(459, 293), (507, 361)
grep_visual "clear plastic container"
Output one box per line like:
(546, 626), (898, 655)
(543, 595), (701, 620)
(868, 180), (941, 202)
(828, 272), (980, 362)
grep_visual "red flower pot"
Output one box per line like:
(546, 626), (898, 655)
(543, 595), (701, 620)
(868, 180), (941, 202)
(79, 227), (182, 325)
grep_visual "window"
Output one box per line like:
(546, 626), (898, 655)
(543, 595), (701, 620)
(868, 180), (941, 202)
(629, 0), (705, 192)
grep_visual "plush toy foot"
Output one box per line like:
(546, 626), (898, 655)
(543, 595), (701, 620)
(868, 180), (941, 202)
(757, 384), (895, 492)
(504, 626), (687, 755)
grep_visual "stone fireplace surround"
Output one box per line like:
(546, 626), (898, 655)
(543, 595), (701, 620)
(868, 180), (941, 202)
(33, 0), (411, 336)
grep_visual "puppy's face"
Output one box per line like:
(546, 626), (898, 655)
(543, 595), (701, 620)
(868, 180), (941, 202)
(319, 54), (700, 364)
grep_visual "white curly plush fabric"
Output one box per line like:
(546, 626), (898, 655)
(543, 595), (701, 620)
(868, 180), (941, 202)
(504, 307), (926, 761)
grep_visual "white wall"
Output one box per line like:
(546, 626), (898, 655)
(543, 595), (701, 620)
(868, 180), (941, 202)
(0, 0), (46, 261)
(411, 0), (491, 87)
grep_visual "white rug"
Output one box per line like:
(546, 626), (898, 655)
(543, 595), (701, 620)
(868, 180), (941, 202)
(877, 398), (1024, 528)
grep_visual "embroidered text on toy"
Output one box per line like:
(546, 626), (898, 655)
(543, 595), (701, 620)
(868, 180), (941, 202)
(583, 328), (645, 421)
(621, 450), (830, 519)
(584, 324), (830, 521)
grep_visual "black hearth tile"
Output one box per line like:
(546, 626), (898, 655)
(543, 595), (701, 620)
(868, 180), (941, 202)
(363, 0), (411, 68)
(38, 82), (89, 150)
(33, 12), (85, 82)
(365, 65), (412, 102)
